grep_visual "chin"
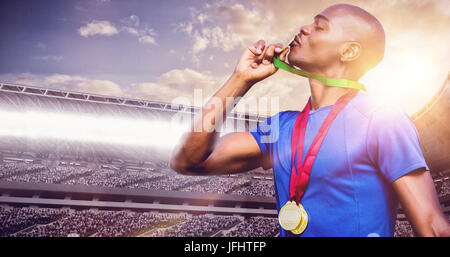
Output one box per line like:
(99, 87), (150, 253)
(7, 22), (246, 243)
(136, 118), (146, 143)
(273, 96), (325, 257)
(287, 54), (309, 70)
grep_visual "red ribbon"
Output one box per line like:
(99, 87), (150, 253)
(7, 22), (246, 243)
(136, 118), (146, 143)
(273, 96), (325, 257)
(289, 90), (358, 204)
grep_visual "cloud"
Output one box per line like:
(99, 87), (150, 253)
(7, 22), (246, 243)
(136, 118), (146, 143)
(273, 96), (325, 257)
(35, 42), (47, 50)
(75, 0), (112, 12)
(0, 73), (124, 99)
(128, 68), (225, 104)
(30, 55), (63, 62)
(121, 15), (158, 45)
(192, 32), (210, 53)
(0, 73), (41, 87)
(78, 20), (119, 37)
(44, 74), (123, 97)
(177, 0), (449, 55)
(123, 27), (139, 36)
(45, 74), (85, 84)
(129, 14), (140, 27)
(77, 16), (157, 45)
(75, 79), (123, 96)
(197, 13), (208, 24)
(138, 35), (157, 45)
(128, 82), (183, 102)
(176, 2), (296, 55)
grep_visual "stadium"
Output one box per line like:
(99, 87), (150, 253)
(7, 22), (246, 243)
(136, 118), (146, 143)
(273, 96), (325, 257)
(0, 71), (448, 237)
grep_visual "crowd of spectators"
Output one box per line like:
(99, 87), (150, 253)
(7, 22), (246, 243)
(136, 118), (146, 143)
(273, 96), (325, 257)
(1, 207), (184, 237)
(0, 207), (66, 236)
(0, 162), (277, 197)
(0, 163), (46, 180)
(92, 211), (183, 237)
(152, 214), (241, 237)
(181, 176), (250, 194)
(222, 217), (279, 237)
(1, 206), (446, 237)
(65, 168), (163, 188)
(233, 180), (275, 197)
(1, 207), (261, 237)
(128, 173), (209, 191)
(394, 220), (415, 237)
(1, 161), (448, 237)
(5, 166), (92, 184)
(437, 179), (450, 197)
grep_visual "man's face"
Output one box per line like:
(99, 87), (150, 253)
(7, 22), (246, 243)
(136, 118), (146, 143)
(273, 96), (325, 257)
(287, 7), (346, 72)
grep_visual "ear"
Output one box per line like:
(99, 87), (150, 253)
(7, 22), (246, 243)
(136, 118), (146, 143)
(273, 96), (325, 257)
(340, 41), (361, 62)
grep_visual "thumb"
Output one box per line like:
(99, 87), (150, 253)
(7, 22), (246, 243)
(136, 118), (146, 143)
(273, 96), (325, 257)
(279, 47), (290, 62)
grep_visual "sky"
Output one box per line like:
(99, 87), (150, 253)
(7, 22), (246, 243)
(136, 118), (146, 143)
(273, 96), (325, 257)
(0, 0), (449, 116)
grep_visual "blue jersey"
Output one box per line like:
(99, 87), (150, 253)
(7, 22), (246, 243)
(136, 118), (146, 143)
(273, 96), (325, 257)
(250, 91), (429, 237)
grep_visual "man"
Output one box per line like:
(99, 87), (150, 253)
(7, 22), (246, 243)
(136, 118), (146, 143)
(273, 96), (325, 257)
(170, 4), (450, 236)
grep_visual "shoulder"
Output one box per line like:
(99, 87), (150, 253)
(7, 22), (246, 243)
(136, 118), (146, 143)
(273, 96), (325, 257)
(371, 105), (411, 124)
(277, 110), (300, 120)
(361, 101), (418, 141)
(349, 91), (411, 124)
(253, 111), (299, 138)
(260, 110), (299, 125)
(347, 91), (382, 119)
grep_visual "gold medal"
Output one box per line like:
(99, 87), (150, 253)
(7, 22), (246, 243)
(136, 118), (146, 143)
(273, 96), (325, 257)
(291, 204), (308, 235)
(279, 201), (308, 234)
(278, 201), (302, 231)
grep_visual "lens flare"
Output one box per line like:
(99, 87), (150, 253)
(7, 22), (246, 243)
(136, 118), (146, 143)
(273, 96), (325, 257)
(361, 48), (443, 115)
(0, 110), (189, 149)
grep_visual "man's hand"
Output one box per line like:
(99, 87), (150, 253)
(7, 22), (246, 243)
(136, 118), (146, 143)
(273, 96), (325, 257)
(234, 40), (289, 84)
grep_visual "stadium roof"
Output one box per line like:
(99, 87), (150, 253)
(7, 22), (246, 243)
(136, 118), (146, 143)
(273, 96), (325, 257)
(411, 72), (450, 177)
(0, 82), (261, 122)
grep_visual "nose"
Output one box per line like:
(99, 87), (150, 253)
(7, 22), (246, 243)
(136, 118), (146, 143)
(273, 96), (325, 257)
(300, 25), (311, 36)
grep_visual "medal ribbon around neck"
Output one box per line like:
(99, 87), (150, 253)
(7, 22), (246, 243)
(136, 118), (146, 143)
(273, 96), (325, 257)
(289, 90), (358, 204)
(273, 43), (367, 91)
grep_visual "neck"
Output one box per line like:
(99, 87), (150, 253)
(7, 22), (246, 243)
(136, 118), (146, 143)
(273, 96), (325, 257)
(306, 65), (360, 110)
(308, 79), (355, 110)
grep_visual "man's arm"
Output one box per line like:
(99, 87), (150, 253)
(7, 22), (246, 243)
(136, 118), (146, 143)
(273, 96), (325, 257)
(170, 40), (288, 176)
(392, 168), (450, 236)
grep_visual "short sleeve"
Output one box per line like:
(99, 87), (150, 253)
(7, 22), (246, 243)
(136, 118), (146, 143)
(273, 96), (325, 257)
(367, 107), (429, 183)
(249, 112), (281, 159)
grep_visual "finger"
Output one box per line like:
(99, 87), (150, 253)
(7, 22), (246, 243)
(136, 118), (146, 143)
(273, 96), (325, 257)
(248, 40), (266, 56)
(256, 46), (269, 64)
(254, 40), (266, 54)
(279, 47), (290, 62)
(265, 44), (276, 63)
(247, 45), (260, 56)
(274, 43), (284, 54)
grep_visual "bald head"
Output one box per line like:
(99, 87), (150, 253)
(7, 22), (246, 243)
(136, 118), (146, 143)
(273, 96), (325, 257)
(288, 4), (386, 79)
(322, 4), (386, 75)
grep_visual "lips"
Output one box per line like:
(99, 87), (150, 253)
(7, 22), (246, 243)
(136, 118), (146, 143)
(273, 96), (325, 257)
(289, 35), (301, 47)
(294, 35), (302, 45)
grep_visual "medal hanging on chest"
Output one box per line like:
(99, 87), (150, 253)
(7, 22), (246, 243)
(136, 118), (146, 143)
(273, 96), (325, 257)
(278, 90), (358, 234)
